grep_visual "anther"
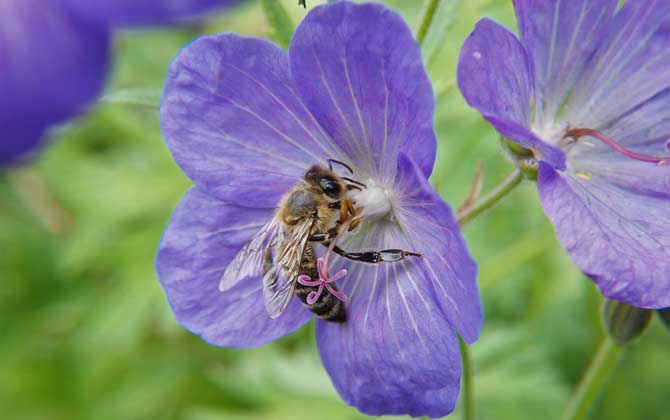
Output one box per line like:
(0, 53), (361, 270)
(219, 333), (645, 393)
(565, 128), (670, 166)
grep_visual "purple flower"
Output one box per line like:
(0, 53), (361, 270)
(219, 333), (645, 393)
(157, 2), (482, 417)
(458, 0), (670, 308)
(0, 0), (237, 166)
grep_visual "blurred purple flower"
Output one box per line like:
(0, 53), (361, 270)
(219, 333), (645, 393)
(0, 0), (238, 166)
(157, 2), (482, 417)
(458, 0), (670, 308)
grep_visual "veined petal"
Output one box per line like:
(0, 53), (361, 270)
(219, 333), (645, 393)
(289, 2), (437, 181)
(458, 18), (565, 169)
(512, 0), (617, 122)
(538, 162), (670, 308)
(0, 0), (109, 165)
(567, 0), (670, 130)
(598, 88), (670, 151)
(316, 154), (480, 417)
(64, 0), (239, 27)
(160, 34), (339, 208)
(156, 187), (312, 347)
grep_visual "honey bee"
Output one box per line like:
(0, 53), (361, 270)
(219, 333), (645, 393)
(220, 159), (421, 323)
(299, 0), (306, 8)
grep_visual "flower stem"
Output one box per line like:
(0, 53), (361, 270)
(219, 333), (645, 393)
(261, 0), (294, 49)
(457, 168), (524, 226)
(416, 0), (442, 45)
(459, 336), (474, 420)
(560, 338), (624, 420)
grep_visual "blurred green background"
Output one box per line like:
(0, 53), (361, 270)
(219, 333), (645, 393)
(1, 1), (668, 419)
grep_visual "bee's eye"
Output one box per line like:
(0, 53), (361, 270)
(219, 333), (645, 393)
(320, 178), (342, 198)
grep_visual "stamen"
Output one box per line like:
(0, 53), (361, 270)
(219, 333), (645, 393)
(565, 128), (670, 166)
(297, 258), (347, 305)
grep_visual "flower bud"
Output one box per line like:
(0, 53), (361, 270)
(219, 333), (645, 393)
(603, 300), (652, 344)
(658, 308), (670, 330)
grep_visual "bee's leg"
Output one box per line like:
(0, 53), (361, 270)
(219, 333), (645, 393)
(339, 198), (356, 224)
(331, 245), (422, 263)
(309, 228), (339, 243)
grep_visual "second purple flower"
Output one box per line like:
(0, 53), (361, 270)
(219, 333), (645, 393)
(458, 0), (670, 308)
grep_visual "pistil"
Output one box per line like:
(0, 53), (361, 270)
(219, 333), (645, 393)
(565, 128), (670, 166)
(297, 258), (347, 304)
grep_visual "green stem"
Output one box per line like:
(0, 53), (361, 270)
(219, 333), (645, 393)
(261, 0), (294, 49)
(560, 338), (623, 420)
(415, 0), (442, 45)
(457, 168), (523, 226)
(459, 336), (474, 420)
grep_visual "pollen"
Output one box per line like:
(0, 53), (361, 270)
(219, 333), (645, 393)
(576, 172), (592, 180)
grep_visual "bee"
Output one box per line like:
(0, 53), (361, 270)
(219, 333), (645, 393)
(220, 160), (421, 323)
(299, 0), (306, 8)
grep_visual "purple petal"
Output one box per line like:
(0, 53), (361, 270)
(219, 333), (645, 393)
(63, 0), (239, 27)
(316, 154), (480, 417)
(513, 0), (617, 121)
(289, 2), (437, 180)
(156, 187), (312, 347)
(0, 0), (109, 166)
(566, 0), (670, 130)
(160, 34), (339, 207)
(537, 162), (670, 308)
(457, 18), (565, 169)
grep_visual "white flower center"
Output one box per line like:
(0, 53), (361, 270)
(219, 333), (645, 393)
(348, 179), (393, 222)
(533, 120), (569, 147)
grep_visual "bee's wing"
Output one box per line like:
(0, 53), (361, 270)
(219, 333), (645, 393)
(262, 216), (314, 319)
(219, 216), (281, 292)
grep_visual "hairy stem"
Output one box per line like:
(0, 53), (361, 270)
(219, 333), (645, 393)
(457, 169), (523, 226)
(459, 336), (474, 420)
(416, 0), (442, 45)
(560, 338), (623, 420)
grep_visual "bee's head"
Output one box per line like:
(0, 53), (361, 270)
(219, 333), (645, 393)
(304, 165), (346, 200)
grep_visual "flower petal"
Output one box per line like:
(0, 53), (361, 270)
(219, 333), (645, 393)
(512, 0), (617, 121)
(315, 154), (480, 417)
(537, 162), (670, 308)
(566, 0), (670, 130)
(156, 187), (312, 347)
(289, 2), (436, 180)
(64, 0), (238, 26)
(0, 0), (109, 165)
(457, 18), (565, 169)
(160, 34), (339, 207)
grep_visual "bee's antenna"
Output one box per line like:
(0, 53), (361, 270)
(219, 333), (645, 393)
(327, 158), (354, 174)
(342, 177), (367, 189)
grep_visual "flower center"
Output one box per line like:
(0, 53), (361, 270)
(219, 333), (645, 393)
(348, 179), (393, 222)
(561, 128), (670, 166)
